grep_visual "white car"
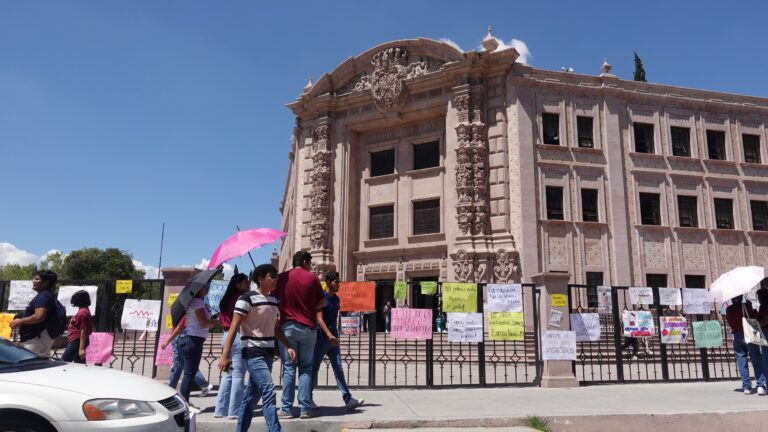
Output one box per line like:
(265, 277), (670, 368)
(0, 338), (195, 432)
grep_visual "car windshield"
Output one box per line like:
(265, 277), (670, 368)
(0, 338), (44, 365)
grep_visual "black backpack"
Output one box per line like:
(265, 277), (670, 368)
(46, 298), (67, 338)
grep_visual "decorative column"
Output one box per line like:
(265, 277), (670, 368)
(157, 267), (200, 379)
(309, 123), (335, 275)
(532, 271), (578, 388)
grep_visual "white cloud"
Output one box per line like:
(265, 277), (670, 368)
(0, 242), (37, 266)
(438, 38), (464, 53)
(195, 258), (234, 280)
(481, 37), (532, 64)
(133, 259), (162, 279)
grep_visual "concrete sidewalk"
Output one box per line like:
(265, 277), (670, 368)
(194, 381), (768, 431)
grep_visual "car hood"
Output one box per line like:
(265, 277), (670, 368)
(0, 363), (176, 401)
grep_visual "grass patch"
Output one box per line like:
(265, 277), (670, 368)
(523, 415), (552, 432)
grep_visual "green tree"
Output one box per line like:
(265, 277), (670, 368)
(633, 52), (647, 82)
(39, 251), (65, 274)
(0, 263), (36, 280)
(61, 248), (145, 280)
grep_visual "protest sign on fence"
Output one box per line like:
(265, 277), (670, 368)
(168, 293), (178, 307)
(120, 299), (161, 331)
(391, 308), (433, 340)
(488, 312), (524, 340)
(85, 332), (114, 364)
(115, 280), (133, 294)
(597, 286), (612, 315)
(623, 310), (655, 337)
(660, 316), (688, 344)
(542, 330), (577, 360)
(693, 320), (723, 348)
(338, 282), (376, 312)
(683, 288), (710, 315)
(659, 288), (682, 306)
(58, 285), (98, 316)
(394, 281), (407, 300)
(487, 284), (523, 312)
(341, 316), (360, 336)
(420, 281), (437, 296)
(629, 287), (654, 305)
(548, 309), (563, 328)
(442, 283), (478, 313)
(571, 313), (601, 342)
(447, 312), (483, 342)
(155, 334), (174, 366)
(551, 294), (567, 307)
(8, 280), (36, 311)
(205, 280), (228, 315)
(0, 313), (13, 339)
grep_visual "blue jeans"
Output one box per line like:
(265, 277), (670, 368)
(237, 355), (280, 432)
(178, 335), (206, 402)
(61, 339), (86, 363)
(215, 330), (246, 417)
(168, 336), (209, 389)
(733, 330), (765, 390)
(311, 333), (352, 403)
(279, 321), (317, 413)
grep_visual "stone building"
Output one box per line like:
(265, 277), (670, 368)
(278, 31), (768, 309)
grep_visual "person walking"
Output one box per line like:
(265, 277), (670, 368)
(9, 270), (60, 357)
(214, 273), (250, 419)
(275, 251), (325, 419)
(755, 288), (768, 395)
(382, 300), (392, 333)
(726, 294), (766, 395)
(61, 290), (92, 363)
(178, 283), (217, 408)
(218, 264), (296, 432)
(310, 271), (363, 412)
(162, 314), (212, 395)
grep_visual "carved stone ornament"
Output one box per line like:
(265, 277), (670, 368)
(453, 249), (473, 282)
(309, 125), (332, 251)
(493, 248), (521, 283)
(453, 90), (489, 236)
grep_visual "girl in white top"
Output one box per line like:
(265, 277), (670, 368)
(179, 284), (217, 405)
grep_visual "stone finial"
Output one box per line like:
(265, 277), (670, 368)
(303, 75), (313, 93)
(482, 26), (499, 52)
(600, 58), (615, 77)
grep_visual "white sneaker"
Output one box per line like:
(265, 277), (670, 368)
(309, 399), (319, 410)
(345, 397), (363, 411)
(745, 388), (753, 395)
(758, 387), (767, 396)
(188, 404), (202, 414)
(200, 384), (213, 397)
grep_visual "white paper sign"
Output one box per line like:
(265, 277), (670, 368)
(629, 287), (654, 305)
(487, 284), (523, 312)
(542, 330), (577, 360)
(658, 288), (682, 306)
(549, 309), (563, 328)
(683, 288), (710, 315)
(570, 313), (601, 342)
(8, 281), (36, 311)
(120, 299), (162, 331)
(597, 286), (612, 315)
(447, 312), (483, 343)
(57, 285), (98, 316)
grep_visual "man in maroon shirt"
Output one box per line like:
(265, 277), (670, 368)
(725, 295), (765, 394)
(276, 251), (325, 419)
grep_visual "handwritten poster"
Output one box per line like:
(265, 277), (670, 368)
(623, 310), (655, 337)
(488, 312), (524, 340)
(85, 332), (114, 364)
(165, 315), (173, 329)
(420, 281), (437, 296)
(391, 308), (433, 340)
(660, 316), (688, 344)
(155, 334), (174, 366)
(542, 330), (577, 360)
(340, 316), (360, 336)
(338, 282), (376, 312)
(571, 313), (601, 342)
(0, 313), (14, 339)
(120, 299), (162, 331)
(693, 320), (723, 348)
(629, 287), (654, 305)
(167, 293), (178, 307)
(205, 280), (228, 315)
(487, 284), (523, 312)
(8, 280), (36, 311)
(442, 283), (478, 313)
(659, 288), (682, 306)
(683, 288), (710, 315)
(115, 280), (133, 294)
(597, 286), (612, 315)
(394, 281), (407, 300)
(447, 312), (483, 343)
(551, 294), (567, 307)
(549, 309), (563, 328)
(58, 285), (98, 316)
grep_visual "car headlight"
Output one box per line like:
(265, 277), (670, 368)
(83, 399), (156, 420)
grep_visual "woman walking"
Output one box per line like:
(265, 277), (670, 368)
(9, 270), (59, 357)
(61, 290), (92, 363)
(214, 273), (250, 419)
(179, 283), (217, 409)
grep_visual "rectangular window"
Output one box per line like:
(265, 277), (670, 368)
(677, 195), (698, 228)
(743, 134), (762, 164)
(639, 193), (661, 225)
(685, 275), (706, 289)
(670, 126), (691, 157)
(585, 272), (603, 308)
(577, 116), (594, 148)
(413, 199), (440, 235)
(370, 149), (395, 177)
(751, 200), (768, 231)
(369, 205), (394, 239)
(633, 122), (655, 153)
(546, 186), (564, 220)
(581, 189), (599, 222)
(706, 130), (726, 160)
(646, 273), (668, 288)
(413, 141), (440, 170)
(714, 198), (734, 229)
(542, 113), (560, 145)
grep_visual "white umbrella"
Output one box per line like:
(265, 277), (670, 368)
(709, 266), (765, 304)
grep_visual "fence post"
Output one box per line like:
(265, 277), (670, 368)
(151, 279), (165, 379)
(477, 283), (486, 387)
(368, 312), (377, 387)
(700, 315), (711, 380)
(532, 272), (578, 388)
(611, 286), (625, 383)
(654, 287), (669, 381)
(532, 286), (542, 386)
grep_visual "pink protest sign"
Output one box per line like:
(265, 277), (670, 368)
(391, 308), (433, 340)
(155, 334), (174, 366)
(85, 332), (114, 364)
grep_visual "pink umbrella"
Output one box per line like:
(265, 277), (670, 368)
(207, 228), (287, 269)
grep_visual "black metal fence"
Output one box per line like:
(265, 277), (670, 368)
(568, 284), (739, 384)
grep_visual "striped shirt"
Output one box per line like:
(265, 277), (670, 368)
(234, 291), (279, 358)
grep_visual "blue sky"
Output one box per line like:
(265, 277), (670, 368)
(2, 1), (767, 276)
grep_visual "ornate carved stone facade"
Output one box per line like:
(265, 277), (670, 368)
(309, 125), (333, 257)
(454, 89), (490, 236)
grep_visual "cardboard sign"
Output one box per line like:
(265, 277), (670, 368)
(58, 285), (98, 316)
(542, 330), (577, 360)
(487, 284), (523, 313)
(205, 280), (228, 315)
(8, 281), (36, 310)
(115, 280), (133, 294)
(394, 281), (407, 300)
(447, 312), (483, 343)
(693, 320), (723, 348)
(420, 281), (437, 296)
(85, 332), (114, 364)
(660, 316), (688, 344)
(551, 294), (567, 307)
(623, 310), (655, 337)
(120, 299), (162, 331)
(391, 308), (433, 340)
(659, 288), (682, 306)
(629, 287), (654, 305)
(155, 334), (174, 366)
(0, 313), (14, 339)
(442, 283), (478, 313)
(340, 316), (360, 336)
(338, 282), (376, 312)
(488, 312), (524, 340)
(571, 313), (601, 342)
(597, 286), (612, 315)
(683, 288), (710, 315)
